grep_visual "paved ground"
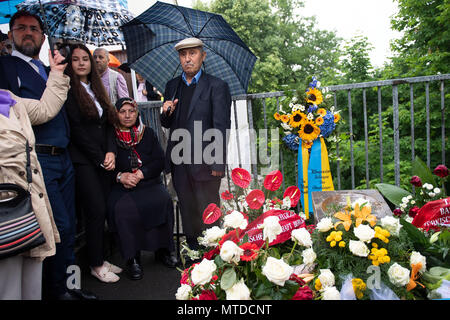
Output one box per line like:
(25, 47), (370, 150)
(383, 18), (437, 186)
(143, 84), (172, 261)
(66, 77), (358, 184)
(76, 244), (182, 300)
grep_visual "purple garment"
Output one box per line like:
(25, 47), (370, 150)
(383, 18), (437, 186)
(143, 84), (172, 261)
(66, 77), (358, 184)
(0, 90), (17, 118)
(100, 68), (129, 101)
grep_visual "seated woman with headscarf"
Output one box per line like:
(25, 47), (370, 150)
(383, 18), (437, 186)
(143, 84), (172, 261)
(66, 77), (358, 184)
(108, 97), (178, 280)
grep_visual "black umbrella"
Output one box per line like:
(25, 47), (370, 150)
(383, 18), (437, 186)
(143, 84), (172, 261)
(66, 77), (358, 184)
(122, 1), (257, 96)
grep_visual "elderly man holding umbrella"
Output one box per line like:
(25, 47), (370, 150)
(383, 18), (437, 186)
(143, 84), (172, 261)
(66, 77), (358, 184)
(161, 37), (231, 255)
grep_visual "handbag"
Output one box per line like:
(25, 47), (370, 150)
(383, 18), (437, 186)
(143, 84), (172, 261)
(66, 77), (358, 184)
(0, 140), (46, 260)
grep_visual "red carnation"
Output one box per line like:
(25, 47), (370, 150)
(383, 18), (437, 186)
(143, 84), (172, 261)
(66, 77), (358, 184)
(283, 186), (301, 207)
(202, 203), (222, 224)
(291, 286), (314, 300)
(393, 208), (403, 217)
(410, 175), (423, 187)
(221, 190), (234, 201)
(408, 206), (420, 218)
(433, 164), (449, 178)
(239, 242), (259, 261)
(245, 189), (265, 210)
(263, 170), (283, 191)
(231, 168), (252, 189)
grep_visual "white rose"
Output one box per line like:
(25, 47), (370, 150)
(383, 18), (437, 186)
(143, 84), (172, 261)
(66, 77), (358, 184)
(349, 240), (370, 257)
(388, 263), (410, 287)
(410, 251), (427, 273)
(301, 248), (317, 265)
(190, 258), (217, 285)
(175, 284), (192, 300)
(380, 216), (402, 237)
(318, 269), (335, 288)
(433, 188), (441, 194)
(225, 278), (252, 300)
(261, 257), (294, 286)
(260, 216), (282, 243)
(224, 210), (248, 230)
(316, 217), (333, 232)
(353, 224), (375, 243)
(220, 240), (244, 264)
(200, 226), (226, 247)
(423, 183), (433, 190)
(291, 228), (312, 247)
(322, 286), (341, 300)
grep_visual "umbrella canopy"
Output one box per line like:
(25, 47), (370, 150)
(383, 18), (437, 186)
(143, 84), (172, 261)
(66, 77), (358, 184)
(15, 0), (134, 46)
(0, 0), (23, 24)
(122, 1), (256, 97)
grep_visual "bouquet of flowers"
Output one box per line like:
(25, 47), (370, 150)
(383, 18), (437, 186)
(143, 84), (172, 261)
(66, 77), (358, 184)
(311, 198), (429, 300)
(273, 76), (341, 151)
(175, 168), (317, 300)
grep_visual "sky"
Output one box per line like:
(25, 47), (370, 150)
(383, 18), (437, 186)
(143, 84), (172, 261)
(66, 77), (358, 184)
(1, 0), (402, 68)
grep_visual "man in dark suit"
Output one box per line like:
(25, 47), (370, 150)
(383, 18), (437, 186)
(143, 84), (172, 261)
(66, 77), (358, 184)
(161, 37), (231, 252)
(0, 10), (96, 301)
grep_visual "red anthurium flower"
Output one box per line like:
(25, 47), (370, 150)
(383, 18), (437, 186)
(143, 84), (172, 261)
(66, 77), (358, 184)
(239, 242), (259, 261)
(231, 168), (252, 189)
(221, 190), (234, 200)
(202, 203), (222, 224)
(283, 186), (301, 207)
(245, 189), (265, 210)
(433, 164), (449, 178)
(263, 170), (283, 191)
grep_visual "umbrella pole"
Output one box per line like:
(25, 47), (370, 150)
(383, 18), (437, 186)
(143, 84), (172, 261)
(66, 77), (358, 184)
(37, 0), (55, 57)
(130, 69), (138, 100)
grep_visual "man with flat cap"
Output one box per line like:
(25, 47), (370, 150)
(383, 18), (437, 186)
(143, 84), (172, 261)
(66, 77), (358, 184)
(161, 37), (231, 253)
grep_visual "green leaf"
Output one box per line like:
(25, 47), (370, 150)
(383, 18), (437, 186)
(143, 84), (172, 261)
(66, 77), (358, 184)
(412, 156), (437, 186)
(375, 183), (411, 206)
(399, 218), (428, 246)
(220, 268), (237, 291)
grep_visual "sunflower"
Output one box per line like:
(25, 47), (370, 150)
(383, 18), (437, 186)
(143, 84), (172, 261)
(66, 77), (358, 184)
(306, 88), (323, 105)
(280, 114), (290, 123)
(334, 113), (341, 123)
(274, 112), (281, 120)
(315, 116), (324, 126)
(289, 111), (306, 128)
(298, 120), (320, 141)
(317, 108), (327, 117)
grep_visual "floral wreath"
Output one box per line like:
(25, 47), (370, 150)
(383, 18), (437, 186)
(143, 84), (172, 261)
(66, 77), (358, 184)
(274, 76), (341, 150)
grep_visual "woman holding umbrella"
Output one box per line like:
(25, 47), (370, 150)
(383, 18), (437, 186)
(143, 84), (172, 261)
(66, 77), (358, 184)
(64, 44), (122, 283)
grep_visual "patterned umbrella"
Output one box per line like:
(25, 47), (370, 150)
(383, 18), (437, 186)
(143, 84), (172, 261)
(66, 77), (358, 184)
(15, 0), (134, 46)
(122, 1), (257, 96)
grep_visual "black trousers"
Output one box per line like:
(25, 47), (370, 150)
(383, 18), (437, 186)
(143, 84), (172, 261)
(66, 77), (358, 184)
(74, 164), (111, 267)
(172, 164), (221, 250)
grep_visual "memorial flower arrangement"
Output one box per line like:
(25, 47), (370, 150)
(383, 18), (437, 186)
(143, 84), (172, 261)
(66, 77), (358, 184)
(273, 76), (341, 151)
(175, 168), (316, 300)
(311, 198), (431, 300)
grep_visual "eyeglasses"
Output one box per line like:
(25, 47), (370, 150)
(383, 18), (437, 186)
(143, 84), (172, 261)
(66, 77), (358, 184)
(11, 25), (43, 34)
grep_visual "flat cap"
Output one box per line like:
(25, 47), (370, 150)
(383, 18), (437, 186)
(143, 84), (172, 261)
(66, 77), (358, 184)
(174, 37), (204, 51)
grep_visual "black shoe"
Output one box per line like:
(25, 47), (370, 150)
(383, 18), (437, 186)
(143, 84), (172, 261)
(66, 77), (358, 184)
(126, 258), (143, 280)
(55, 291), (80, 300)
(68, 288), (98, 300)
(155, 250), (179, 268)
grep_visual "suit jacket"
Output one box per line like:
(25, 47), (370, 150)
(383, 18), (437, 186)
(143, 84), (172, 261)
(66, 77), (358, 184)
(64, 89), (116, 167)
(160, 72), (231, 181)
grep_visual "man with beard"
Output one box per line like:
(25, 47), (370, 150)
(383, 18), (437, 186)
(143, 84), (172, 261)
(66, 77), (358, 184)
(0, 10), (96, 301)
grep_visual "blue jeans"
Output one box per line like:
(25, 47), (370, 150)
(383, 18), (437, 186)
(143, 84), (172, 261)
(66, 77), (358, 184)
(38, 151), (76, 297)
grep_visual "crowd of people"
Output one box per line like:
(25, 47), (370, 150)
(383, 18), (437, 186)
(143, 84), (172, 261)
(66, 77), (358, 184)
(0, 10), (232, 300)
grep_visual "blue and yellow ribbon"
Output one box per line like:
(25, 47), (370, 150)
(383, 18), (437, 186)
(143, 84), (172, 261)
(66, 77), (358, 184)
(298, 137), (334, 219)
